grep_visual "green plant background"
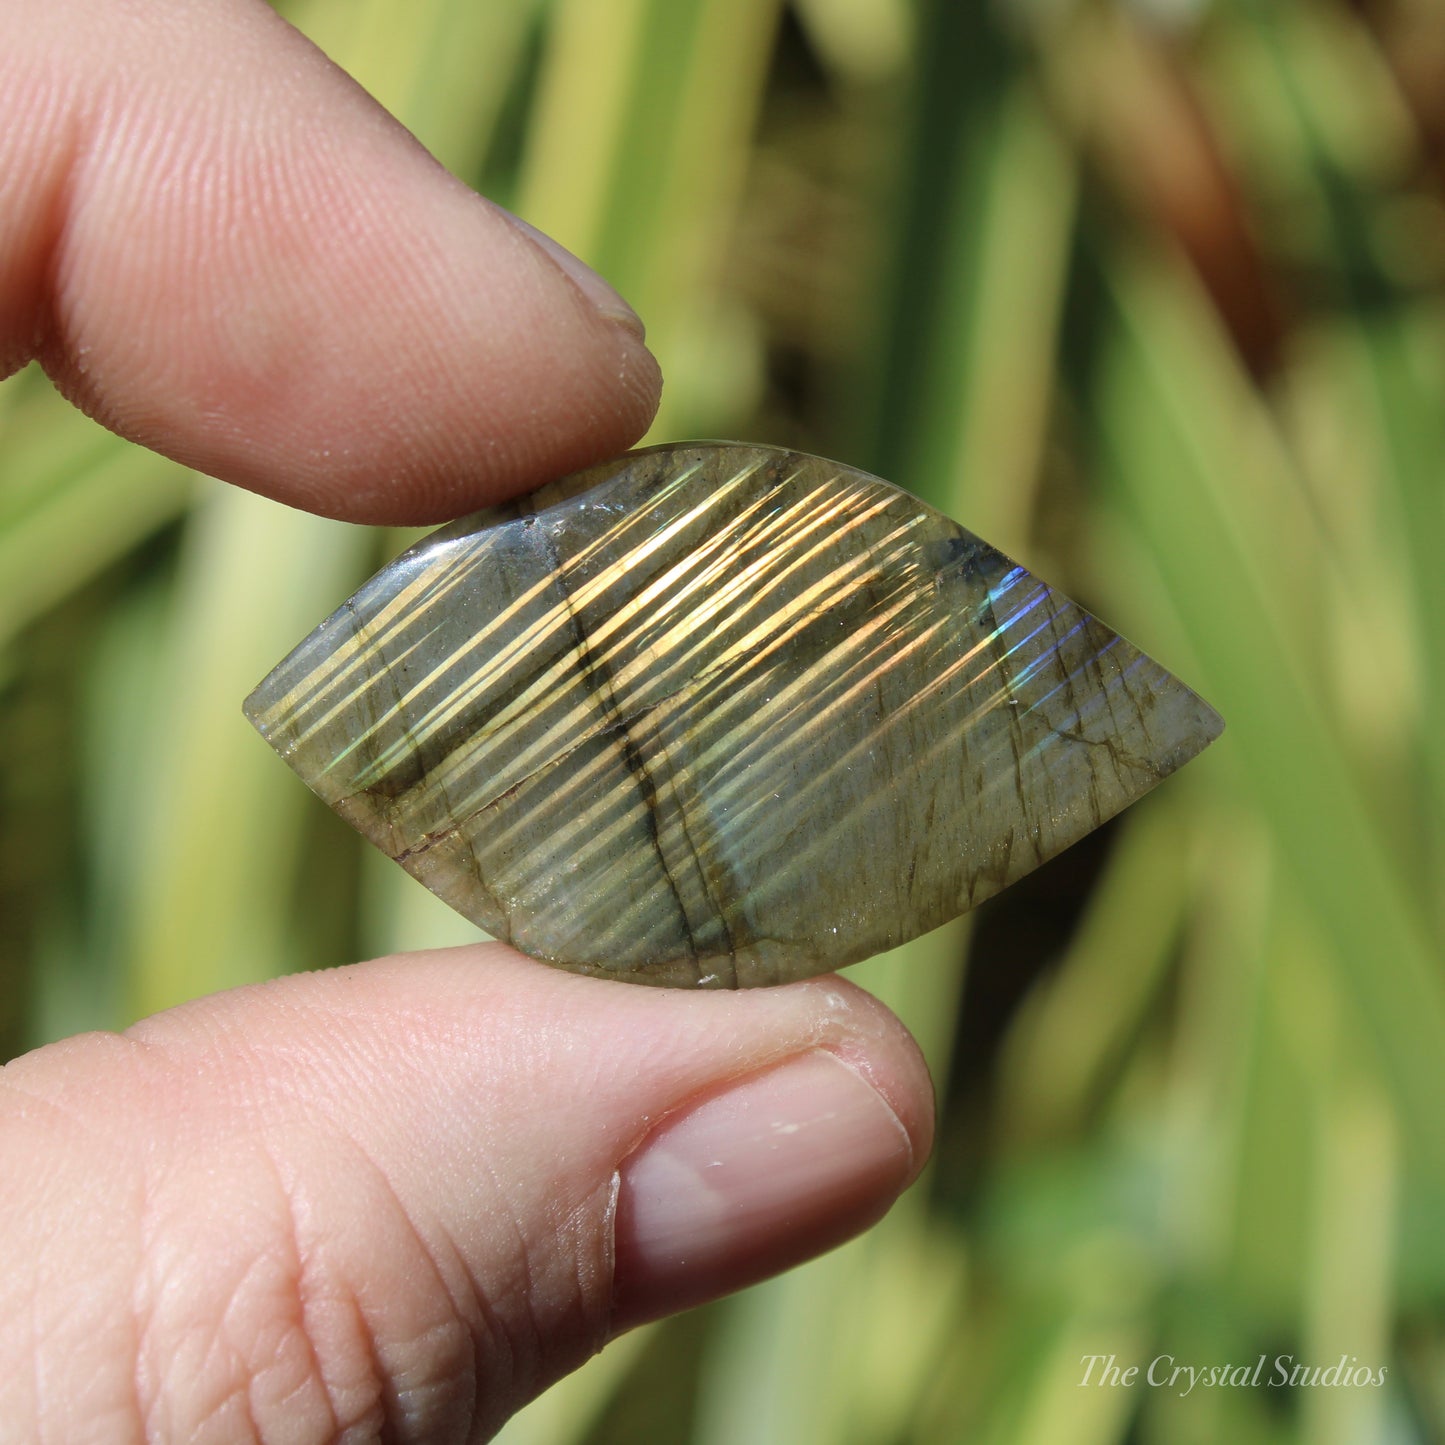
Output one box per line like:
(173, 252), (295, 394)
(3, 0), (1442, 1440)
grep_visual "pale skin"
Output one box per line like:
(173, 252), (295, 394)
(0, 2), (936, 1441)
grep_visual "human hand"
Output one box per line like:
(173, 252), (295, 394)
(0, 2), (935, 1440)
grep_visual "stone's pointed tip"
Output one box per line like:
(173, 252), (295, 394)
(1119, 670), (1223, 802)
(1201, 697), (1226, 744)
(241, 680), (278, 739)
(1192, 705), (1226, 760)
(1168, 678), (1225, 759)
(247, 440), (1223, 988)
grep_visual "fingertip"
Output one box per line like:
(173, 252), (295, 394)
(504, 213), (647, 342)
(611, 1046), (922, 1328)
(791, 973), (937, 1180)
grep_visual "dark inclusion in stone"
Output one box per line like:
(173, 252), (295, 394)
(245, 443), (1223, 987)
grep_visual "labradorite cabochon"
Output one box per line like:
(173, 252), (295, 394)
(245, 442), (1222, 987)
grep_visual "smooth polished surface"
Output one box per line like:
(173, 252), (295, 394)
(245, 443), (1223, 986)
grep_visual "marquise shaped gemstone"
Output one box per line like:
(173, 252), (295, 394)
(245, 443), (1222, 986)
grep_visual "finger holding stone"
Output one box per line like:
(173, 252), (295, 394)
(0, 948), (933, 1440)
(0, 0), (660, 524)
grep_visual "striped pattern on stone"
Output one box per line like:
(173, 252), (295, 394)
(245, 442), (1223, 987)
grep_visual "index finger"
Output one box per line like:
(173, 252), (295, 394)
(0, 0), (661, 523)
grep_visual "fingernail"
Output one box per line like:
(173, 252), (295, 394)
(611, 1051), (915, 1328)
(504, 213), (646, 341)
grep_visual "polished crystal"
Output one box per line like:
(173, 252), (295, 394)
(245, 442), (1222, 986)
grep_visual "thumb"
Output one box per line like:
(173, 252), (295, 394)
(0, 948), (932, 1441)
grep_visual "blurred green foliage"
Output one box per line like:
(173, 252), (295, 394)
(3, 0), (1443, 1440)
